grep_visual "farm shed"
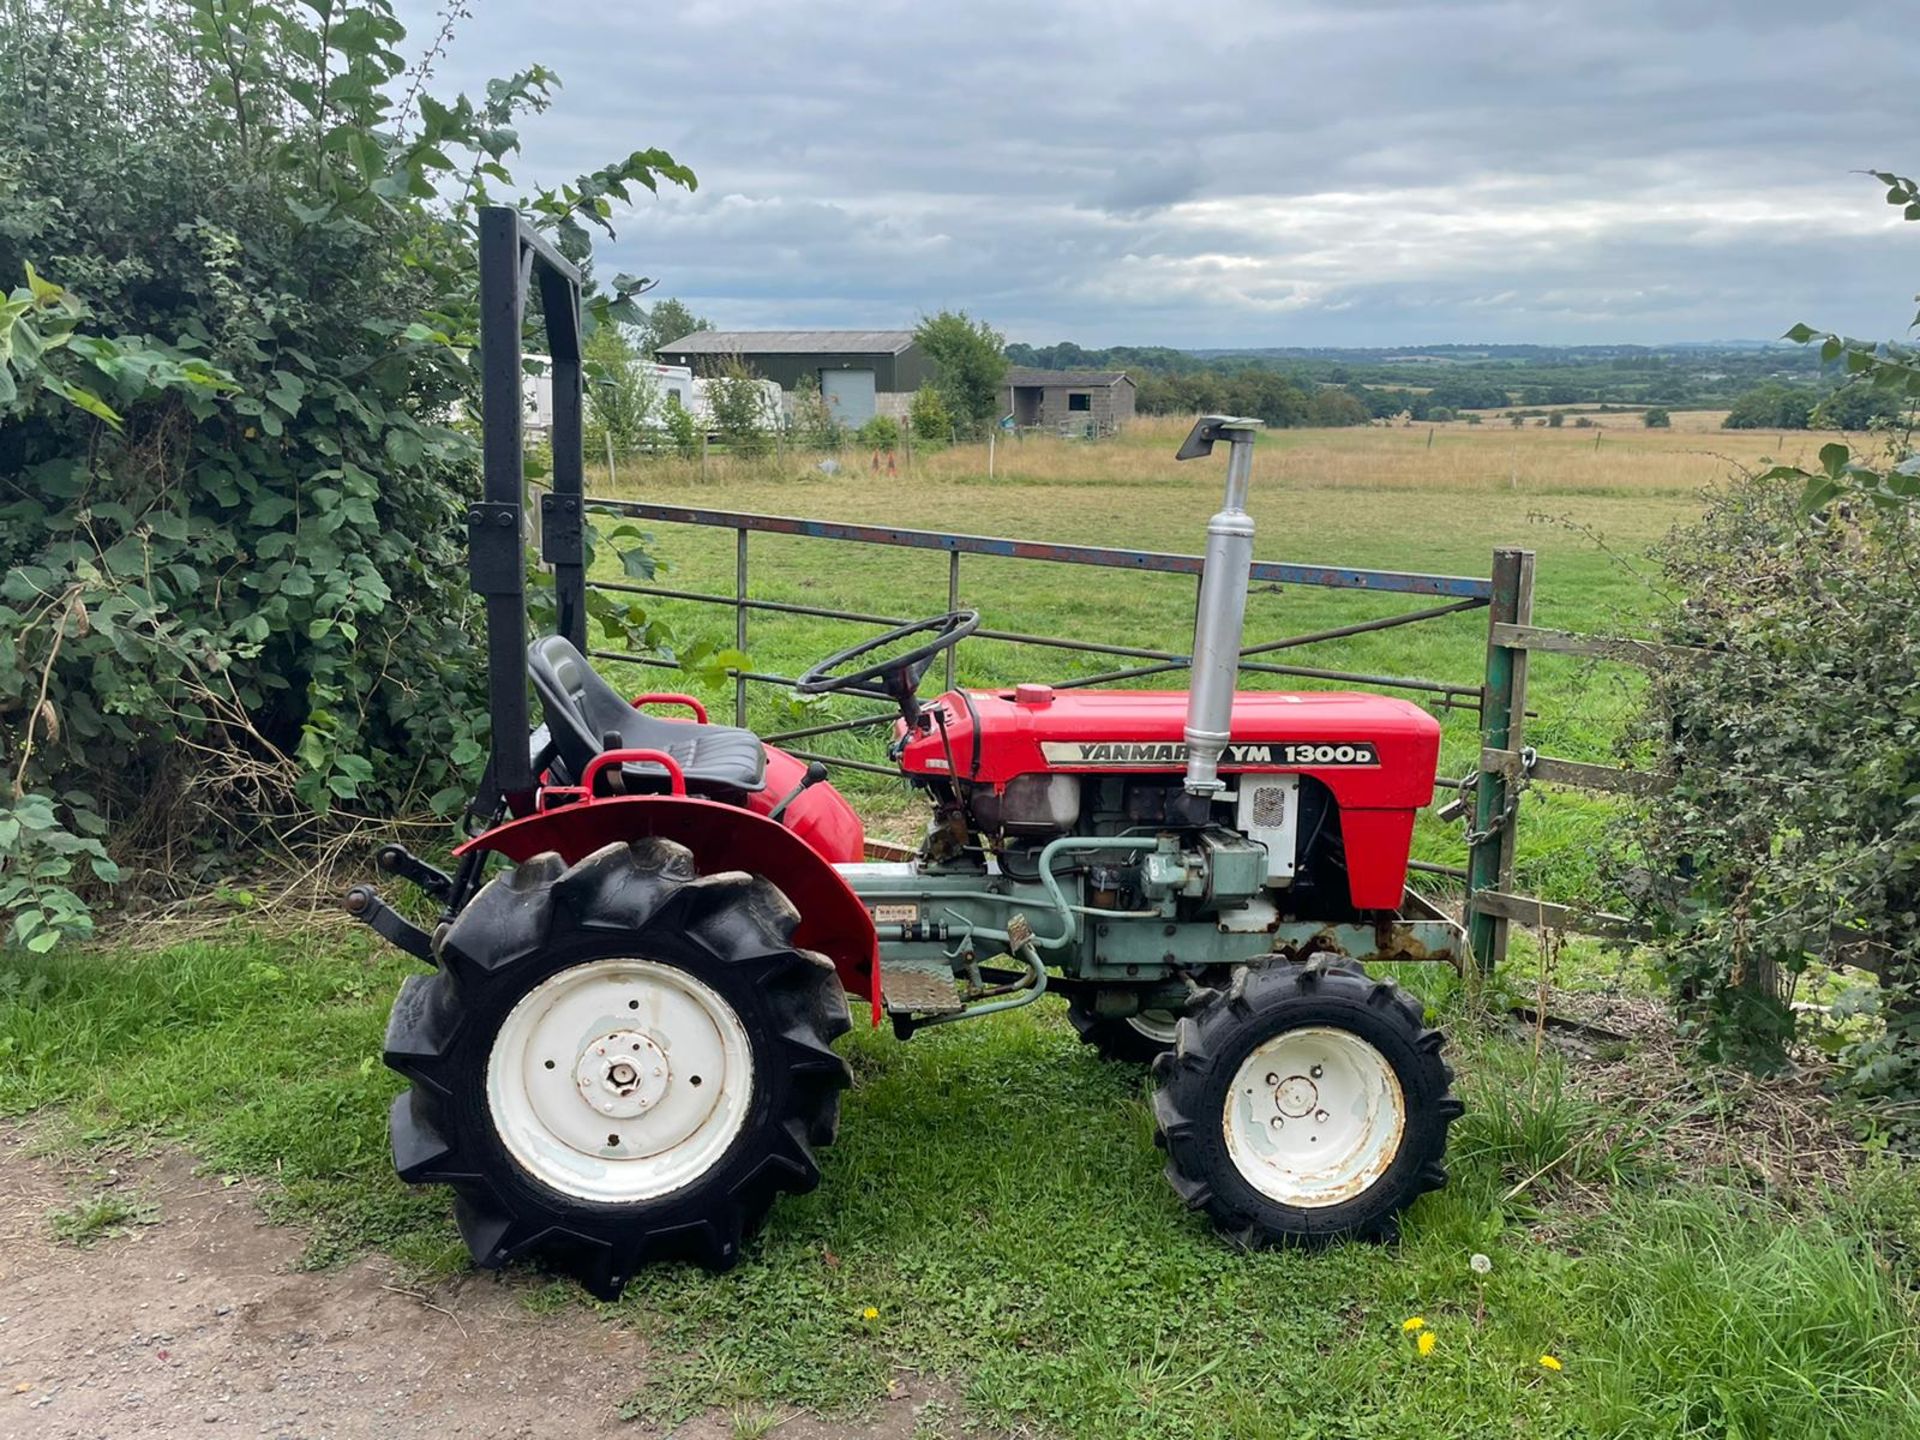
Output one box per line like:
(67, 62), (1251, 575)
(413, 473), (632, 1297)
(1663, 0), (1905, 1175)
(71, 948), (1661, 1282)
(656, 330), (934, 425)
(1002, 368), (1136, 436)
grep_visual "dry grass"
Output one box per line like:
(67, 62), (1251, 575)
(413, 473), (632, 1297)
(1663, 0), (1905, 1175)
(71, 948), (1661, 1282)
(910, 413), (1812, 497)
(610, 413), (1817, 504)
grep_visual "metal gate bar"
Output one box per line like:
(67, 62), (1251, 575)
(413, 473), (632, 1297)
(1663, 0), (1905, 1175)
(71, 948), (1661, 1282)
(587, 501), (1495, 600)
(575, 494), (1507, 945)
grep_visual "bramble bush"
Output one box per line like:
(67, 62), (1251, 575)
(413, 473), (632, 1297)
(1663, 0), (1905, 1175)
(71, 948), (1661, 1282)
(1635, 169), (1920, 1134)
(0, 0), (696, 948)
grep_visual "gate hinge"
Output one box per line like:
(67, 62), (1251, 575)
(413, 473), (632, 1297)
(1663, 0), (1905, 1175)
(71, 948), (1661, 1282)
(467, 502), (524, 595)
(539, 491), (584, 567)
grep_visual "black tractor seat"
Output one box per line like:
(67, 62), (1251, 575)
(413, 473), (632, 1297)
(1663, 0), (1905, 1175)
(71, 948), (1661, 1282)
(526, 636), (766, 796)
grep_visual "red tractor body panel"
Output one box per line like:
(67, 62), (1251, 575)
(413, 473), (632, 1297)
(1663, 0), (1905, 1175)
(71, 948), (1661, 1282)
(459, 791), (881, 1018)
(900, 687), (1441, 909)
(740, 743), (867, 863)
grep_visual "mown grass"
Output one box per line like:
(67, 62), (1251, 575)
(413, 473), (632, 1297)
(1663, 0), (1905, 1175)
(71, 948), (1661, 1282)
(3, 931), (1917, 1438)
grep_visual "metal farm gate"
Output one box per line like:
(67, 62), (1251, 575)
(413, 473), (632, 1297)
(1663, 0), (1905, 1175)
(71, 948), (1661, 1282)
(557, 496), (1679, 973)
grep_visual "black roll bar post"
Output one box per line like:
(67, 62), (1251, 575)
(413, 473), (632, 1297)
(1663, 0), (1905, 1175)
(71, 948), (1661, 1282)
(473, 205), (588, 805)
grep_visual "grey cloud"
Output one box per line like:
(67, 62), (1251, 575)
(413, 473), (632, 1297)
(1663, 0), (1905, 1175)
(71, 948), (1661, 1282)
(396, 0), (1920, 344)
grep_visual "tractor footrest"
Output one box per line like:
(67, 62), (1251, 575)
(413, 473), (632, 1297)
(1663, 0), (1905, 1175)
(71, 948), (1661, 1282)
(879, 959), (966, 1017)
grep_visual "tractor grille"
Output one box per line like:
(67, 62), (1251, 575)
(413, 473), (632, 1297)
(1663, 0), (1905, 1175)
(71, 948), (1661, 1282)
(1249, 783), (1289, 828)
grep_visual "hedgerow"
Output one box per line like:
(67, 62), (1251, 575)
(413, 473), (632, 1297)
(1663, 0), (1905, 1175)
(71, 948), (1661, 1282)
(0, 0), (693, 947)
(1635, 169), (1920, 1131)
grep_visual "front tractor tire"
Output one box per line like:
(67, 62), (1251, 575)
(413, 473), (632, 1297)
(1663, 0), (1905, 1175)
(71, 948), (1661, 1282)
(383, 838), (852, 1299)
(1066, 1001), (1183, 1065)
(1151, 959), (1460, 1248)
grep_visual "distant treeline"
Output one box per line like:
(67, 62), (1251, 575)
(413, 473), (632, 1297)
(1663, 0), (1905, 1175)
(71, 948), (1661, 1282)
(1721, 382), (1906, 431)
(1006, 338), (1827, 413)
(1131, 372), (1513, 428)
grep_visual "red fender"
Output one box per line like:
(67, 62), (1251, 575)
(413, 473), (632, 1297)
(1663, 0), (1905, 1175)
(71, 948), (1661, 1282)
(458, 796), (881, 1022)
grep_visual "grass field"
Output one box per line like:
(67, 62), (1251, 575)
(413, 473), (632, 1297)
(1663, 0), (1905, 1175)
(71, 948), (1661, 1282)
(592, 415), (1815, 901)
(9, 417), (1919, 1438)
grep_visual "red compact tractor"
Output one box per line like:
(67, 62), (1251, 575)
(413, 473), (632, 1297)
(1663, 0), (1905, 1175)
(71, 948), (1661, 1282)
(345, 210), (1463, 1298)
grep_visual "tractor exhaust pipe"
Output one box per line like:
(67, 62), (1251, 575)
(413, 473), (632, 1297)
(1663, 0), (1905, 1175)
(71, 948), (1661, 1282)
(1174, 415), (1264, 797)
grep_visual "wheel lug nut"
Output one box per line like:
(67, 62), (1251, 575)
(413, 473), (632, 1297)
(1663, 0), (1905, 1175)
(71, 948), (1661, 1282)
(1310, 1065), (1323, 1079)
(1268, 1115), (1284, 1129)
(1265, 1073), (1279, 1086)
(1314, 1109), (1329, 1123)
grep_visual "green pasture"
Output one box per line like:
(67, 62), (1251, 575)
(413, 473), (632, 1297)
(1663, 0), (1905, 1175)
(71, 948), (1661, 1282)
(589, 429), (1699, 905)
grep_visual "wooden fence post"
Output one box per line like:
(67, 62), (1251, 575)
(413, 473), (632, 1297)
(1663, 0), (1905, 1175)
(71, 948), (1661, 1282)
(1467, 547), (1535, 971)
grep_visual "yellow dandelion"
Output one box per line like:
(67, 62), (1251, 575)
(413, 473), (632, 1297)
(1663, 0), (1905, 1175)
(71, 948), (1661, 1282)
(1401, 1316), (1426, 1333)
(861, 1306), (879, 1321)
(1417, 1331), (1437, 1357)
(1539, 1354), (1563, 1371)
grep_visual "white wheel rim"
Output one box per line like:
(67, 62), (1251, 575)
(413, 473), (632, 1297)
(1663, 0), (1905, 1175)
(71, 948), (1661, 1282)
(1223, 1025), (1405, 1208)
(486, 958), (754, 1203)
(1127, 1011), (1180, 1045)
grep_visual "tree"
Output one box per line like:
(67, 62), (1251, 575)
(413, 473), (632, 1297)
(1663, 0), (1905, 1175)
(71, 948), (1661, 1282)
(1813, 383), (1900, 431)
(915, 310), (1006, 436)
(1643, 407), (1672, 428)
(662, 393), (699, 458)
(1546, 411), (1565, 428)
(641, 297), (710, 358)
(583, 323), (658, 460)
(789, 374), (843, 449)
(1223, 370), (1312, 428)
(1723, 384), (1814, 430)
(1307, 388), (1370, 427)
(705, 356), (772, 457)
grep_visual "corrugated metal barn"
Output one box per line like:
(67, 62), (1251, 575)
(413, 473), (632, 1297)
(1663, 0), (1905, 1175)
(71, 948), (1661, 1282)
(655, 330), (934, 425)
(1003, 367), (1137, 436)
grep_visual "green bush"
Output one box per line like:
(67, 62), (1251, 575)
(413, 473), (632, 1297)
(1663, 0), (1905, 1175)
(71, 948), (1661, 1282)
(855, 415), (901, 450)
(583, 323), (658, 460)
(663, 393), (700, 458)
(1633, 169), (1920, 1132)
(1635, 464), (1920, 1105)
(788, 374), (843, 450)
(705, 356), (772, 458)
(908, 384), (951, 445)
(1643, 407), (1672, 428)
(0, 0), (691, 947)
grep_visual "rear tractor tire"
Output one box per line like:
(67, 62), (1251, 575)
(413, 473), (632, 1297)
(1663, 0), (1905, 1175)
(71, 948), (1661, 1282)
(383, 838), (852, 1299)
(1151, 958), (1460, 1247)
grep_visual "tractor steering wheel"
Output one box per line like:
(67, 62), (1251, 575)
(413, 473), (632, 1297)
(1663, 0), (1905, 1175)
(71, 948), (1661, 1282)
(795, 610), (980, 724)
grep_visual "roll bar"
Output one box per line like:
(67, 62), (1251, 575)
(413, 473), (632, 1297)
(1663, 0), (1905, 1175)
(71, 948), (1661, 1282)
(472, 207), (589, 803)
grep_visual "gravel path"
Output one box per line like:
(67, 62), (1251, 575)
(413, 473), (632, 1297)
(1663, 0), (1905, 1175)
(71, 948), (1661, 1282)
(0, 1128), (940, 1439)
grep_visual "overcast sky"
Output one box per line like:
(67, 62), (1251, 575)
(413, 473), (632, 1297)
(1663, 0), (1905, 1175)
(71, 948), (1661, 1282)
(401, 0), (1917, 348)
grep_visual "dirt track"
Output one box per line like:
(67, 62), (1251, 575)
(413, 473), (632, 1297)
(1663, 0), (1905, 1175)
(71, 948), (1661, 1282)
(0, 1129), (937, 1439)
